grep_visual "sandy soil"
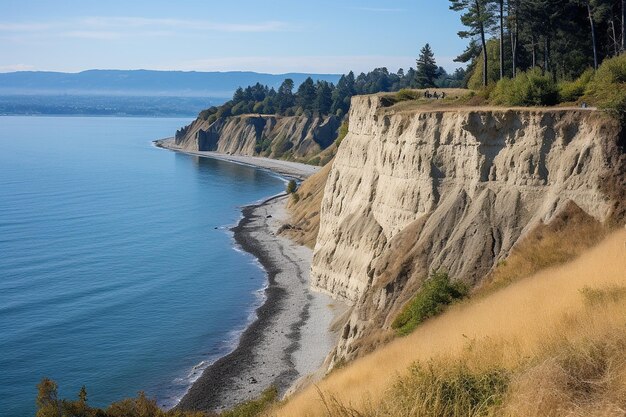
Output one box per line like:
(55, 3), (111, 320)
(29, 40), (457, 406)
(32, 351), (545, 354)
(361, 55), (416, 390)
(154, 138), (320, 180)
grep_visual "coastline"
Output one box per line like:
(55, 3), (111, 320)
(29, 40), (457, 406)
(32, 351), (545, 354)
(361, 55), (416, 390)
(153, 138), (320, 181)
(156, 142), (346, 412)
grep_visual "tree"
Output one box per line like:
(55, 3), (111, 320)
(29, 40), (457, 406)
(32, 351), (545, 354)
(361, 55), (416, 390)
(277, 78), (295, 114)
(587, 0), (599, 69)
(331, 71), (355, 115)
(498, 0), (505, 79)
(508, 0), (520, 76)
(232, 87), (245, 103)
(36, 378), (60, 417)
(450, 0), (495, 86)
(622, 0), (626, 53)
(315, 81), (333, 114)
(286, 180), (297, 194)
(296, 77), (317, 112)
(415, 43), (439, 87)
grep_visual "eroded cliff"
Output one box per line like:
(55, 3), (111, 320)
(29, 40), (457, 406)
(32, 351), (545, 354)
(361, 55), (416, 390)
(175, 114), (340, 162)
(310, 95), (625, 362)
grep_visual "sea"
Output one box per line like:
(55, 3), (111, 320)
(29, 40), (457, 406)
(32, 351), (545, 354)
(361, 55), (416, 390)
(0, 116), (286, 417)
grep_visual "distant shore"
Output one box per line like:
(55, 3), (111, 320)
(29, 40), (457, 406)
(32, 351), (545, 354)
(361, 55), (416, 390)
(153, 138), (320, 181)
(155, 142), (346, 412)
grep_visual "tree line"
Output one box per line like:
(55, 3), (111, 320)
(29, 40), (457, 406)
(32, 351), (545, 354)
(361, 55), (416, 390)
(450, 0), (626, 86)
(191, 61), (464, 126)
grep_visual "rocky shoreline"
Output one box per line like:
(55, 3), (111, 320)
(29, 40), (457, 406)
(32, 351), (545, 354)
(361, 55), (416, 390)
(158, 151), (344, 412)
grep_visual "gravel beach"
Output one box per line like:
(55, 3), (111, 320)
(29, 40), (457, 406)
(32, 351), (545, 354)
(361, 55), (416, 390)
(155, 141), (346, 412)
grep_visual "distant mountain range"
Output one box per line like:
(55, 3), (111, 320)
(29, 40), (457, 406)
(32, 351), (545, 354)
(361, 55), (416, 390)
(0, 70), (342, 97)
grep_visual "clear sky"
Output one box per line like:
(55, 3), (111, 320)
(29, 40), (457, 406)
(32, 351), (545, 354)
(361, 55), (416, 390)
(0, 0), (468, 74)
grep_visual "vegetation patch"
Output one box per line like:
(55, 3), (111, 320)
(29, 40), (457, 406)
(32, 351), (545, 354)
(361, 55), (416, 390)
(286, 180), (297, 194)
(335, 121), (349, 147)
(381, 362), (508, 417)
(558, 68), (594, 103)
(580, 285), (626, 306)
(490, 68), (558, 106)
(392, 271), (468, 335)
(220, 387), (278, 417)
(584, 54), (626, 116)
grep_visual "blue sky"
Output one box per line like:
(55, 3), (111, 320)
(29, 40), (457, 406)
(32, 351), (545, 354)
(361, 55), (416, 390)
(0, 0), (467, 74)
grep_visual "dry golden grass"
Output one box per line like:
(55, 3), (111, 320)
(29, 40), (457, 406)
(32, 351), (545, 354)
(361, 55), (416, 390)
(268, 229), (626, 417)
(478, 202), (605, 294)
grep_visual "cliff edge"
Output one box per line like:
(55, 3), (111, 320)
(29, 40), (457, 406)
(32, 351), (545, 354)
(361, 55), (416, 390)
(310, 95), (625, 362)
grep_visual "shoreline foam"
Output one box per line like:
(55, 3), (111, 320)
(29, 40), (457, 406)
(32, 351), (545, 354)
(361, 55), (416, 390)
(153, 137), (320, 181)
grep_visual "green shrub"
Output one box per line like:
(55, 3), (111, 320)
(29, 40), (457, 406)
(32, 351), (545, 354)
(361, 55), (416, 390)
(286, 180), (297, 194)
(335, 121), (349, 147)
(490, 68), (559, 106)
(221, 386), (278, 417)
(392, 271), (468, 335)
(396, 89), (419, 101)
(207, 114), (218, 125)
(584, 54), (626, 115)
(558, 68), (594, 102)
(380, 362), (509, 417)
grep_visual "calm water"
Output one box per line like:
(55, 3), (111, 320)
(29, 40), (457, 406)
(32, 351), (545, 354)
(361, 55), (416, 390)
(0, 116), (285, 417)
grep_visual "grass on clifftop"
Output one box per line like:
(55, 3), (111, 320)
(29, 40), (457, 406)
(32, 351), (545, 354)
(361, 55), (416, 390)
(382, 54), (626, 114)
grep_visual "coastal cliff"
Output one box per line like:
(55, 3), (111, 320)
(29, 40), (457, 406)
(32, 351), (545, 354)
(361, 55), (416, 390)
(307, 95), (625, 363)
(175, 114), (340, 162)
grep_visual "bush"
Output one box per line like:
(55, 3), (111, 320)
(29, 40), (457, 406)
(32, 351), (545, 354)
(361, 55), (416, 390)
(392, 271), (468, 335)
(490, 68), (559, 106)
(221, 386), (278, 417)
(335, 121), (349, 147)
(396, 89), (419, 101)
(584, 54), (626, 115)
(207, 114), (218, 125)
(306, 156), (321, 166)
(558, 68), (594, 102)
(286, 180), (297, 194)
(379, 362), (509, 417)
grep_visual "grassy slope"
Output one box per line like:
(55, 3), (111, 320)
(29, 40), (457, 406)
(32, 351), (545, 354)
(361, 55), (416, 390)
(269, 228), (626, 416)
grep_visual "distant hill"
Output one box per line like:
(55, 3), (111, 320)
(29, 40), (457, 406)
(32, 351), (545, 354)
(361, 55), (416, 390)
(0, 70), (342, 98)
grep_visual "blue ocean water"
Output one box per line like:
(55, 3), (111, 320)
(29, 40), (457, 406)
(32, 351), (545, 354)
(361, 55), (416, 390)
(0, 116), (285, 417)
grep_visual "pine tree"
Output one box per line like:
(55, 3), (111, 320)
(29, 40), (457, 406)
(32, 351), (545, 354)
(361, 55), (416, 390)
(36, 378), (59, 417)
(277, 78), (295, 114)
(315, 81), (333, 114)
(415, 43), (439, 88)
(296, 77), (317, 112)
(450, 0), (495, 86)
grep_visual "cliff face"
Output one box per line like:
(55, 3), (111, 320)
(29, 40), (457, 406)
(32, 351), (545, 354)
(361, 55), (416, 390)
(175, 114), (340, 161)
(311, 95), (625, 362)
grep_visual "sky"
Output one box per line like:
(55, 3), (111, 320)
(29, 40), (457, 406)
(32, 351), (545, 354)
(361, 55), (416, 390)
(0, 0), (468, 75)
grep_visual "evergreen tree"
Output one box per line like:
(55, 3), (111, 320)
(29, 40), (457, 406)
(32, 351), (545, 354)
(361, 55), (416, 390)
(296, 77), (317, 112)
(331, 71), (356, 115)
(277, 78), (295, 114)
(450, 0), (495, 86)
(415, 43), (439, 87)
(36, 378), (59, 417)
(315, 81), (333, 114)
(232, 87), (245, 103)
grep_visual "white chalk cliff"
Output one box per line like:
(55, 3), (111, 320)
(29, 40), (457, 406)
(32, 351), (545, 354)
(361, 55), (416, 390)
(310, 95), (625, 361)
(175, 114), (340, 160)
